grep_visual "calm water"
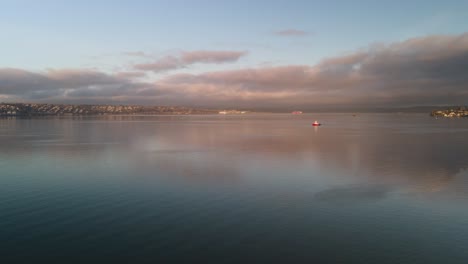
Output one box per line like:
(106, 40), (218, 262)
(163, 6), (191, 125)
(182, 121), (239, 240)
(1, 114), (468, 263)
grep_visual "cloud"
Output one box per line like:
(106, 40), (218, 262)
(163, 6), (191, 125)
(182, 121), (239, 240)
(180, 50), (247, 64)
(275, 29), (308, 36)
(114, 71), (147, 79)
(122, 51), (151, 58)
(134, 56), (182, 72)
(0, 68), (150, 101)
(153, 32), (468, 108)
(134, 50), (247, 73)
(1, 33), (468, 108)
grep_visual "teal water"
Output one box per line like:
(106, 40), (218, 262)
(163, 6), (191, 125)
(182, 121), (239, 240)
(1, 114), (468, 263)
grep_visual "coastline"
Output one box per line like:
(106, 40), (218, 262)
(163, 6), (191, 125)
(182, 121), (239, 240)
(0, 103), (220, 116)
(431, 107), (468, 118)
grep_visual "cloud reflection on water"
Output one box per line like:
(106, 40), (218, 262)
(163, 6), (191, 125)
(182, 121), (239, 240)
(1, 114), (467, 197)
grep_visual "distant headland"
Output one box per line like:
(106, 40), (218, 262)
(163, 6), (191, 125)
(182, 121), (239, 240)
(2, 102), (467, 117)
(431, 107), (468, 118)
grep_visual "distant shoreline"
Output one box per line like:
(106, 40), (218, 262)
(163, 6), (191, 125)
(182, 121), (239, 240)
(431, 107), (468, 118)
(0, 103), (223, 116)
(1, 102), (468, 117)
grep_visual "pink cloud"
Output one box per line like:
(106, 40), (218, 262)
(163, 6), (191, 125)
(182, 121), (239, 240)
(134, 50), (247, 73)
(114, 71), (147, 79)
(2, 33), (468, 109)
(134, 56), (181, 72)
(181, 50), (247, 64)
(275, 29), (308, 36)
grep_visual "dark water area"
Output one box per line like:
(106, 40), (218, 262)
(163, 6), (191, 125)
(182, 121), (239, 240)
(1, 114), (468, 263)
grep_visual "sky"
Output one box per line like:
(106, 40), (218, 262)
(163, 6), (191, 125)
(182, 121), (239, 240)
(1, 0), (468, 109)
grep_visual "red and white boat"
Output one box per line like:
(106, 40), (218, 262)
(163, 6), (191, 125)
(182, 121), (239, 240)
(312, 121), (321, 126)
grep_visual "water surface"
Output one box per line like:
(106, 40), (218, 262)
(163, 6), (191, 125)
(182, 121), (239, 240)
(1, 114), (468, 263)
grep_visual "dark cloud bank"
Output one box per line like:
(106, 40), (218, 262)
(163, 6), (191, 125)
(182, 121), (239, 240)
(1, 33), (468, 110)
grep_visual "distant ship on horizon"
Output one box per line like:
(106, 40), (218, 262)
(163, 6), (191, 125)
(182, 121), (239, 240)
(292, 111), (303, 114)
